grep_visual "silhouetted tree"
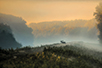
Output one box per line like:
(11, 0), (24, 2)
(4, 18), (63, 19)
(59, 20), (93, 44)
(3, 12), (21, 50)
(0, 23), (22, 49)
(94, 2), (102, 44)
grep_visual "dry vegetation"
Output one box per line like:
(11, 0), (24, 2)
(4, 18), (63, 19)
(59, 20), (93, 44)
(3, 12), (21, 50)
(0, 43), (102, 68)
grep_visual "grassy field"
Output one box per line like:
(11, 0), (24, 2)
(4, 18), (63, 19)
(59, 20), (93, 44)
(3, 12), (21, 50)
(0, 43), (102, 68)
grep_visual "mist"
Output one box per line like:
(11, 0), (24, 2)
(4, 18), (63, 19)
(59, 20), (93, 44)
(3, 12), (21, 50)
(1, 1), (102, 68)
(0, 0), (100, 23)
(29, 19), (98, 46)
(0, 13), (34, 46)
(0, 1), (101, 50)
(0, 23), (22, 49)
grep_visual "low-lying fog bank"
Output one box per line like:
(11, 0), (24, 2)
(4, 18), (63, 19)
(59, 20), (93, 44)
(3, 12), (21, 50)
(67, 41), (102, 52)
(36, 41), (102, 52)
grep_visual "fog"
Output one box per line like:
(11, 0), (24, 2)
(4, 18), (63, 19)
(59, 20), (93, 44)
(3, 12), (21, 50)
(1, 1), (102, 68)
(0, 1), (102, 52)
(29, 19), (98, 46)
(0, 13), (34, 46)
(0, 13), (101, 50)
(0, 0), (100, 23)
(0, 23), (22, 49)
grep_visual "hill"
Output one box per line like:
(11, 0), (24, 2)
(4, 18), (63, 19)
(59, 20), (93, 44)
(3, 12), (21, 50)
(0, 23), (22, 49)
(0, 42), (102, 68)
(0, 13), (34, 46)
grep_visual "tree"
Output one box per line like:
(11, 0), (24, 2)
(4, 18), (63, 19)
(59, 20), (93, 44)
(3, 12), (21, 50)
(94, 2), (102, 44)
(0, 23), (22, 49)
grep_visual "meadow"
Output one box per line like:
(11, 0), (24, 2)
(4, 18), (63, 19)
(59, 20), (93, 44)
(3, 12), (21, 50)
(0, 43), (102, 68)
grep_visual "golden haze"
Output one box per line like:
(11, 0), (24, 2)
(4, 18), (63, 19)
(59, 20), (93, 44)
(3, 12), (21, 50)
(0, 0), (101, 25)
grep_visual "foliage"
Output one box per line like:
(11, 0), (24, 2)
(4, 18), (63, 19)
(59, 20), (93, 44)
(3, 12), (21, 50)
(0, 45), (102, 68)
(94, 2), (102, 44)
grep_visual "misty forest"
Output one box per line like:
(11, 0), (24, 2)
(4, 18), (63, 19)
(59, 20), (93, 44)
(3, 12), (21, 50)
(0, 1), (102, 68)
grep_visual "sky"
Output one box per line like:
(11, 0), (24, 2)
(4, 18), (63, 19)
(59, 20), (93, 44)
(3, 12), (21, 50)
(0, 0), (102, 25)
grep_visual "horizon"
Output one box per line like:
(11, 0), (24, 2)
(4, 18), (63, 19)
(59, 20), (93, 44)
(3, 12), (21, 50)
(0, 0), (102, 25)
(0, 0), (102, 47)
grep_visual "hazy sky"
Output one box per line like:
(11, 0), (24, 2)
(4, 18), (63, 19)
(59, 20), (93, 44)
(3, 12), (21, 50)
(0, 0), (101, 24)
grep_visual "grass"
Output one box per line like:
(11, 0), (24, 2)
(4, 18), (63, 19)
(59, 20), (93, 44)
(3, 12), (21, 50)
(0, 44), (102, 68)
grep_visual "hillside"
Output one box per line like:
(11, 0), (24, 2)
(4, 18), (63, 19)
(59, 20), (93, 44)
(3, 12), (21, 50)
(0, 13), (34, 46)
(0, 42), (102, 68)
(0, 23), (22, 49)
